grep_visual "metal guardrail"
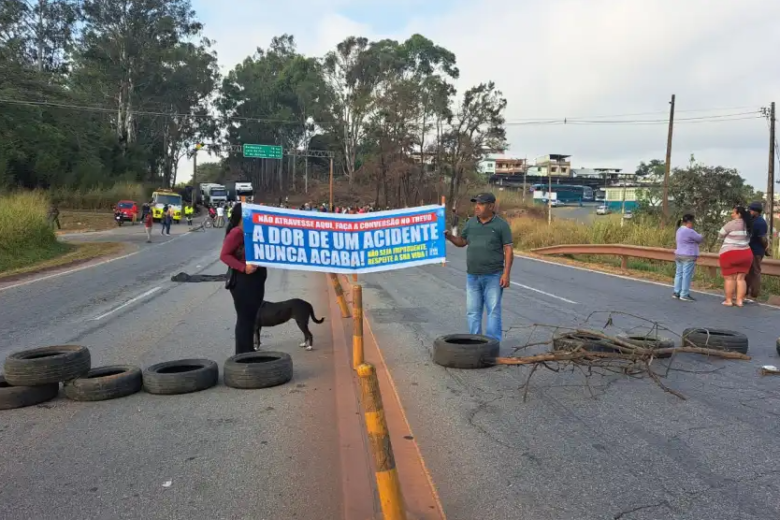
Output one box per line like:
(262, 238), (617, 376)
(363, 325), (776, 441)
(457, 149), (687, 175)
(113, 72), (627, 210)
(531, 244), (780, 277)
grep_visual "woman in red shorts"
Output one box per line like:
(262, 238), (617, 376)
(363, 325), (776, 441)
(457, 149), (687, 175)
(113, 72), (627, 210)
(717, 205), (754, 307)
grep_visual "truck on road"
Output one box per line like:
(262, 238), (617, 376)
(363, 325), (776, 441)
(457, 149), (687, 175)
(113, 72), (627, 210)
(225, 181), (254, 201)
(200, 183), (228, 205)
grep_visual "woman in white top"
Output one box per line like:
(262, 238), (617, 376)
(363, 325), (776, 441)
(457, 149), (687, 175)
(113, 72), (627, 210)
(717, 205), (754, 307)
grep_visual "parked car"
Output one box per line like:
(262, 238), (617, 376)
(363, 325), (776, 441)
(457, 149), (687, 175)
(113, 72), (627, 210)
(596, 205), (610, 215)
(622, 211), (634, 220)
(550, 199), (565, 207)
(114, 200), (139, 226)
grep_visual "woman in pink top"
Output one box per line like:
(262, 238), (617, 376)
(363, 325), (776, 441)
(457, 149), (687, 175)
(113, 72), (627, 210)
(717, 205), (753, 307)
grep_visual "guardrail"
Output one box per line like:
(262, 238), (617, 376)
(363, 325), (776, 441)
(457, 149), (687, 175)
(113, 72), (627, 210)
(531, 244), (780, 277)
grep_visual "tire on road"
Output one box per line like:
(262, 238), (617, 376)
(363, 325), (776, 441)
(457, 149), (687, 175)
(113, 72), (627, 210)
(223, 352), (293, 389)
(776, 337), (780, 356)
(681, 328), (748, 354)
(432, 334), (500, 369)
(0, 375), (59, 410)
(142, 359), (218, 395)
(552, 332), (619, 353)
(63, 365), (143, 402)
(3, 345), (91, 386)
(616, 334), (676, 359)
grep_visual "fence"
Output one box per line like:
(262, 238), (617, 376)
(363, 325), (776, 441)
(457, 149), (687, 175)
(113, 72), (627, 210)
(531, 244), (780, 277)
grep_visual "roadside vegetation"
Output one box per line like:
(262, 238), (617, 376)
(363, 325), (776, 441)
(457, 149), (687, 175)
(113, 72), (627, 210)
(0, 191), (123, 276)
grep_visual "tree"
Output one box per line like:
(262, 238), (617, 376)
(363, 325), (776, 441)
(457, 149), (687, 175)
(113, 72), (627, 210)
(635, 159), (665, 178)
(669, 159), (757, 249)
(441, 82), (508, 210)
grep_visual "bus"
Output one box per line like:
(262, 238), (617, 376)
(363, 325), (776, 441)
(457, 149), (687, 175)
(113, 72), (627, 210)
(530, 184), (594, 202)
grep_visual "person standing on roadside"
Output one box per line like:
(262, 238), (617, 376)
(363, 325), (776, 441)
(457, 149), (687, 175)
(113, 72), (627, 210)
(216, 204), (225, 228)
(161, 204), (169, 235)
(48, 202), (61, 230)
(718, 205), (754, 307)
(444, 192), (513, 342)
(672, 214), (703, 302)
(220, 203), (268, 355)
(143, 210), (153, 243)
(745, 201), (768, 303)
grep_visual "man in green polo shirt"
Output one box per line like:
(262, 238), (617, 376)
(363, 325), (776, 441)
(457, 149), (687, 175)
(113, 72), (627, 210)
(444, 192), (513, 342)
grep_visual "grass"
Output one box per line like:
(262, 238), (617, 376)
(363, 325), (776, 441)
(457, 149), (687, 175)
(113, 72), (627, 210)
(57, 210), (118, 233)
(0, 191), (124, 277)
(50, 183), (150, 210)
(508, 213), (780, 300)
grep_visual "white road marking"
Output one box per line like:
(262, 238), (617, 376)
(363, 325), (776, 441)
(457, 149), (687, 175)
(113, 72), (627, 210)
(0, 231), (192, 293)
(510, 281), (578, 304)
(514, 253), (780, 311)
(90, 286), (162, 321)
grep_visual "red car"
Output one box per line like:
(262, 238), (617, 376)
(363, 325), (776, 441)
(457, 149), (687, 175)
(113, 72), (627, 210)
(114, 200), (139, 225)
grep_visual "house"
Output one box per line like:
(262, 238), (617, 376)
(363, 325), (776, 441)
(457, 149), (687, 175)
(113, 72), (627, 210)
(534, 154), (572, 177)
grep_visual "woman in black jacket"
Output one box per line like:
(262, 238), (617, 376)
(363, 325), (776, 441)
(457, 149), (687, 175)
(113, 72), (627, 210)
(219, 204), (268, 354)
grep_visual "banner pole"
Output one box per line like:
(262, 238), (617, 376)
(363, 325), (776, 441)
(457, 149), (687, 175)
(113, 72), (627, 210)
(441, 196), (446, 266)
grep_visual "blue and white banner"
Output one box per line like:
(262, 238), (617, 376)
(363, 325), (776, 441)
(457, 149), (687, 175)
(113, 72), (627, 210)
(242, 204), (447, 274)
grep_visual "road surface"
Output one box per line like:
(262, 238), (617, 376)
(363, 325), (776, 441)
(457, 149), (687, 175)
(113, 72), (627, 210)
(0, 225), (343, 520)
(358, 244), (780, 520)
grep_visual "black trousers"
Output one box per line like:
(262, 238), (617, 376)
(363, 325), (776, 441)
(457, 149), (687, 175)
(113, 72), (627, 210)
(229, 268), (267, 355)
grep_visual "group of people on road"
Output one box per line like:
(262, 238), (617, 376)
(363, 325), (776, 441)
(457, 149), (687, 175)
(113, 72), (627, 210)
(674, 201), (769, 307)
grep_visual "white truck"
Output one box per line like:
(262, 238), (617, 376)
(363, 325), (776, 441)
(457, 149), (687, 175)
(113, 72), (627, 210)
(200, 183), (228, 204)
(225, 181), (254, 201)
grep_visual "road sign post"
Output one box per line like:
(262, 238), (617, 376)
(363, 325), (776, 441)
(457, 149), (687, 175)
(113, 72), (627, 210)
(243, 144), (283, 159)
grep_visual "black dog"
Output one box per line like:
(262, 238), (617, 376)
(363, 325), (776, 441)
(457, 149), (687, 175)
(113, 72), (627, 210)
(253, 298), (325, 351)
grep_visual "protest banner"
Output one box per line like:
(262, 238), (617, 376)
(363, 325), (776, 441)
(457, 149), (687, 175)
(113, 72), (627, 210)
(242, 204), (447, 274)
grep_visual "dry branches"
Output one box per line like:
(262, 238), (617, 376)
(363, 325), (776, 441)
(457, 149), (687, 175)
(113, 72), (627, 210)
(497, 311), (751, 401)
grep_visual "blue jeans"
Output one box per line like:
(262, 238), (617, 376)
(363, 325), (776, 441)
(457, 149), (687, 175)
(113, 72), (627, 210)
(674, 259), (696, 297)
(466, 273), (503, 342)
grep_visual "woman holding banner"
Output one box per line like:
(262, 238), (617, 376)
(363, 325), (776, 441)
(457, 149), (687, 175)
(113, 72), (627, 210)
(220, 203), (268, 354)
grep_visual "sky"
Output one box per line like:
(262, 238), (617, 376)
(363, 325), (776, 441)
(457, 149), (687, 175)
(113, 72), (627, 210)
(182, 0), (780, 191)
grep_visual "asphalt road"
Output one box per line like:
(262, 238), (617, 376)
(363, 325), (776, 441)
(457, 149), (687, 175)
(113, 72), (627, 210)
(358, 245), (780, 520)
(0, 225), (341, 520)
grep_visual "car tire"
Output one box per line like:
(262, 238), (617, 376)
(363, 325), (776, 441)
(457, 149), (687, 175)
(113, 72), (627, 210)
(0, 375), (59, 410)
(552, 332), (619, 353)
(616, 334), (675, 359)
(63, 365), (143, 402)
(681, 328), (748, 354)
(776, 337), (780, 356)
(3, 345), (91, 386)
(223, 352), (293, 389)
(142, 359), (218, 395)
(432, 334), (500, 369)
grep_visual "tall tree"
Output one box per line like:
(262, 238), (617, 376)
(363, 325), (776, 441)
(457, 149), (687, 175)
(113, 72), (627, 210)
(442, 82), (508, 210)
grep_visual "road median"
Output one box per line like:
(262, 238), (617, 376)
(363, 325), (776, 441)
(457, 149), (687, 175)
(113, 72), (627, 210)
(331, 273), (447, 520)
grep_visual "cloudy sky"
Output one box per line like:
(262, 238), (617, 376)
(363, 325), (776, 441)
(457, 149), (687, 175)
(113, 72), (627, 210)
(183, 0), (780, 190)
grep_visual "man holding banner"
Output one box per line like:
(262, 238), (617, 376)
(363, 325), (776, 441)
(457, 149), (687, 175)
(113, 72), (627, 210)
(444, 192), (513, 342)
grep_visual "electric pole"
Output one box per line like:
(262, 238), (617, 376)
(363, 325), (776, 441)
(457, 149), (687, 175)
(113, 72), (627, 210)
(661, 94), (675, 227)
(765, 102), (776, 241)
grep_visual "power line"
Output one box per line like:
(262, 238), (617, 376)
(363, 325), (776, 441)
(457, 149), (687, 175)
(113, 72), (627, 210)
(0, 96), (764, 127)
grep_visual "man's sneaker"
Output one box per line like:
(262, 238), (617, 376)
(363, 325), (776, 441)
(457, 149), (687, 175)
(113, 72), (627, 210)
(680, 295), (696, 302)
(672, 293), (680, 299)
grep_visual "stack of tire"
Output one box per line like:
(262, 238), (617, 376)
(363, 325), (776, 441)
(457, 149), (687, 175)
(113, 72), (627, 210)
(1, 346), (293, 411)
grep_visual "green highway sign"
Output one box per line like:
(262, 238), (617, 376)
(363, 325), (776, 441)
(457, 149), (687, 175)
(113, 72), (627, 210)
(243, 143), (283, 159)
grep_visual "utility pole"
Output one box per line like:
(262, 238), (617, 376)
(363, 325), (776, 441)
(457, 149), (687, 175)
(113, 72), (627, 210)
(661, 94), (675, 228)
(547, 165), (552, 226)
(766, 102), (776, 241)
(329, 157), (334, 211)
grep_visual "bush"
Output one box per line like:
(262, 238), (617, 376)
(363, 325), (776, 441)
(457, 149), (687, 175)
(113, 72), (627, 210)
(510, 214), (676, 250)
(49, 183), (151, 210)
(0, 190), (69, 273)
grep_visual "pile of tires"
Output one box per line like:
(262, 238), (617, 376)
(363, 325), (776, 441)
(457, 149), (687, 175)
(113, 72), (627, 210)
(432, 334), (499, 369)
(1, 346), (296, 410)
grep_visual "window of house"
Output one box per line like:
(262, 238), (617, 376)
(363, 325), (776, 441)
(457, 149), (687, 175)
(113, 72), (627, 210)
(551, 166), (558, 173)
